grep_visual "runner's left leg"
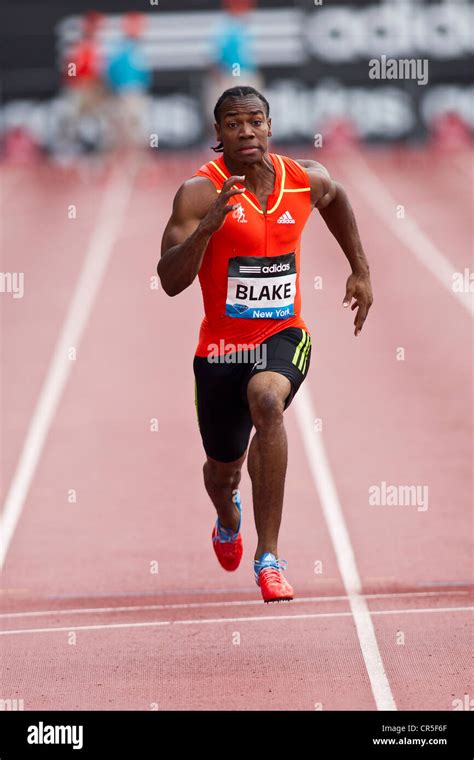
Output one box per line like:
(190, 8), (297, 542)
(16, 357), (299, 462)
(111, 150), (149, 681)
(246, 371), (291, 560)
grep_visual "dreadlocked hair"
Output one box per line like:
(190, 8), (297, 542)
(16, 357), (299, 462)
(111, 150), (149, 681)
(211, 86), (270, 153)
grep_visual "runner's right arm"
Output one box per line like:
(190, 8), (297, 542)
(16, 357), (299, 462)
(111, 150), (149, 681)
(158, 175), (245, 297)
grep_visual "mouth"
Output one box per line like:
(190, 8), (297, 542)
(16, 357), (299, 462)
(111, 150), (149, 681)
(238, 146), (260, 155)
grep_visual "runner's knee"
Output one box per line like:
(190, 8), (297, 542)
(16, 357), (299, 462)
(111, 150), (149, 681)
(203, 459), (241, 491)
(248, 390), (285, 429)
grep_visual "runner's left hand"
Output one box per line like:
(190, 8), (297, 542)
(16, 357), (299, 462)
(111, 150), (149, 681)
(343, 273), (373, 336)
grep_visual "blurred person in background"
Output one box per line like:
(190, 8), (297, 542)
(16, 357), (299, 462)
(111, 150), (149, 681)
(105, 12), (152, 152)
(429, 110), (471, 151)
(205, 0), (263, 136)
(61, 11), (106, 155)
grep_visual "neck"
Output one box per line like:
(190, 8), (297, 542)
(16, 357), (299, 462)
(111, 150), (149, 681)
(223, 151), (274, 192)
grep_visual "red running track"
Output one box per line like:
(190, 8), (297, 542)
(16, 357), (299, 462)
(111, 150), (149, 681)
(0, 147), (472, 710)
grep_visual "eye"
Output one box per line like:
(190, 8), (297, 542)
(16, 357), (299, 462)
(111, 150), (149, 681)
(253, 120), (262, 126)
(227, 122), (238, 128)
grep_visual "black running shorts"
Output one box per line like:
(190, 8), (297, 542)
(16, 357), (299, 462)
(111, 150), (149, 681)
(193, 326), (312, 463)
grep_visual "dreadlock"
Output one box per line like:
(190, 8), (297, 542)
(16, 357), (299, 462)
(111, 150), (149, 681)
(211, 86), (270, 153)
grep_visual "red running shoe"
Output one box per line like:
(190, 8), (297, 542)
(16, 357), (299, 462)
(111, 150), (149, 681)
(254, 552), (294, 603)
(211, 489), (243, 572)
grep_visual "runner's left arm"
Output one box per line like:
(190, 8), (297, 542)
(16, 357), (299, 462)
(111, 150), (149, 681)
(296, 159), (373, 337)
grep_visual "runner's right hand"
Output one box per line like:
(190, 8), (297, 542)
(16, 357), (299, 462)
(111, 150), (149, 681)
(200, 176), (246, 235)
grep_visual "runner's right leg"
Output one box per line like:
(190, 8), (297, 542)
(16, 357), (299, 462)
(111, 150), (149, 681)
(193, 353), (253, 572)
(203, 452), (247, 533)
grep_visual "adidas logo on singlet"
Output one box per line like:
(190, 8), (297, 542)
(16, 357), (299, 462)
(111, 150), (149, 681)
(277, 211), (295, 224)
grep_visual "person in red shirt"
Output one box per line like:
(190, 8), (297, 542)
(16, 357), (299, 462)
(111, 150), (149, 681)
(158, 86), (373, 602)
(64, 12), (103, 105)
(62, 11), (105, 153)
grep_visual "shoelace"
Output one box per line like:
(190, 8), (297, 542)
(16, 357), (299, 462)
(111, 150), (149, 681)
(213, 524), (239, 544)
(254, 557), (288, 584)
(213, 490), (241, 543)
(255, 557), (288, 572)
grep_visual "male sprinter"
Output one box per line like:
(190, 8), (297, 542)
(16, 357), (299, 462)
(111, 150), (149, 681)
(158, 86), (373, 602)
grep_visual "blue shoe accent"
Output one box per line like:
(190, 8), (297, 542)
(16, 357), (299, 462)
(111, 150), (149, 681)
(212, 489), (242, 544)
(253, 552), (288, 585)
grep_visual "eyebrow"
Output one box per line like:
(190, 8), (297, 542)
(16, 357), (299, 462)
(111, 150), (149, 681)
(223, 110), (265, 118)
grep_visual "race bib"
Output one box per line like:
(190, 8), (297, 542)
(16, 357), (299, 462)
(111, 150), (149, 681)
(226, 253), (296, 319)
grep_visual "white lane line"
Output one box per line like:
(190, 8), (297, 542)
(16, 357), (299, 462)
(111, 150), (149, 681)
(0, 163), (136, 568)
(0, 606), (471, 637)
(0, 589), (470, 620)
(294, 385), (397, 710)
(344, 152), (473, 316)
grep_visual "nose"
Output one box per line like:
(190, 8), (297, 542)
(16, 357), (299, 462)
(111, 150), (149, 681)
(238, 122), (255, 139)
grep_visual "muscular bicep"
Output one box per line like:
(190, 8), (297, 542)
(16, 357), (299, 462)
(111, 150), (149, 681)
(314, 175), (337, 209)
(160, 213), (200, 257)
(160, 177), (216, 256)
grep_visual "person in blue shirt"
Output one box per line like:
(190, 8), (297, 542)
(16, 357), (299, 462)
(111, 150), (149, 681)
(106, 12), (151, 150)
(205, 0), (264, 135)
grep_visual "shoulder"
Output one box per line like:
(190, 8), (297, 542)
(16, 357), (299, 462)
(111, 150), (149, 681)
(172, 175), (217, 219)
(293, 159), (335, 207)
(273, 154), (312, 187)
(194, 157), (228, 187)
(294, 159), (331, 179)
(294, 158), (332, 188)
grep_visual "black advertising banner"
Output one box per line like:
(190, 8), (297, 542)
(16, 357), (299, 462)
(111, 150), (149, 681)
(1, 0), (473, 146)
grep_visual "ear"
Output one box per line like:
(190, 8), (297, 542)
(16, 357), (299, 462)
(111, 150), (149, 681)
(214, 122), (221, 142)
(267, 117), (272, 138)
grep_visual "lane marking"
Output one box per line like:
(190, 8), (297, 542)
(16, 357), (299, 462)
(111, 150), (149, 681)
(0, 589), (470, 620)
(294, 384), (397, 710)
(0, 606), (471, 637)
(0, 163), (136, 568)
(343, 152), (473, 316)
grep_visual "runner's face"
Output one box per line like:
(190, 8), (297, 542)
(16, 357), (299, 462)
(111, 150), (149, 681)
(215, 97), (272, 164)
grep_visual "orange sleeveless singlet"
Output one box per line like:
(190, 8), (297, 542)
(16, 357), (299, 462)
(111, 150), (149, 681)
(193, 152), (313, 357)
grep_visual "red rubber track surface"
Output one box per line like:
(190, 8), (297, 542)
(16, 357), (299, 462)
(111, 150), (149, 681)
(1, 146), (472, 710)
